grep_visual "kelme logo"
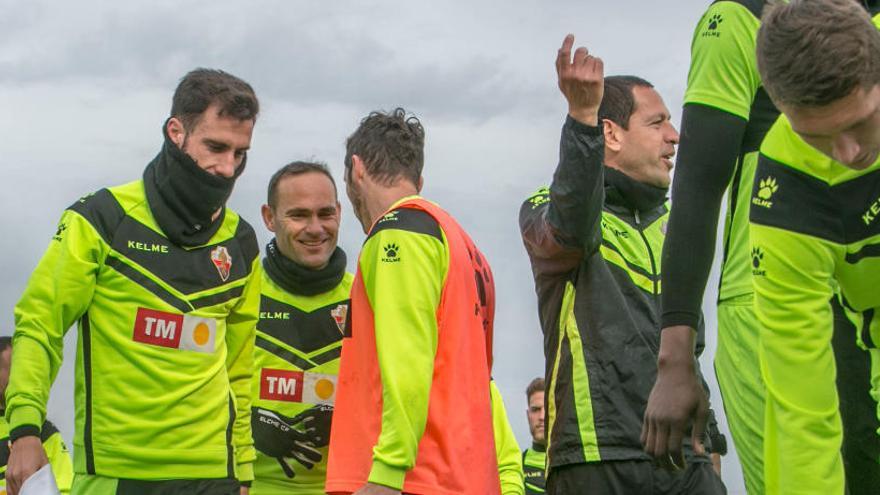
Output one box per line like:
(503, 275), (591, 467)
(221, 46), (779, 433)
(211, 245), (232, 281)
(702, 13), (723, 37)
(53, 221), (67, 242)
(751, 247), (766, 276)
(382, 243), (401, 263)
(528, 189), (550, 209)
(752, 176), (779, 209)
(863, 195), (880, 226)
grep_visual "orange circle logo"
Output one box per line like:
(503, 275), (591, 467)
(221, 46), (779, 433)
(315, 379), (334, 400)
(193, 323), (210, 346)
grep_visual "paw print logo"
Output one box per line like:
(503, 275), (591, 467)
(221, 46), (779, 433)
(751, 247), (764, 269)
(708, 14), (723, 30)
(382, 243), (401, 262)
(757, 177), (779, 200)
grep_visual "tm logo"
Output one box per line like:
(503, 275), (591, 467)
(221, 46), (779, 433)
(382, 243), (401, 263)
(702, 14), (723, 37)
(751, 247), (766, 276)
(752, 177), (779, 209)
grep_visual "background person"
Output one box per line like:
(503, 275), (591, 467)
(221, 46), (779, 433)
(522, 377), (546, 495)
(0, 336), (73, 494)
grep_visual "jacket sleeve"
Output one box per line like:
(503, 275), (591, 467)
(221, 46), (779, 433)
(520, 116), (605, 278)
(661, 1), (760, 329)
(491, 381), (524, 495)
(359, 225), (447, 490)
(6, 208), (106, 439)
(224, 256), (261, 483)
(41, 427), (74, 494)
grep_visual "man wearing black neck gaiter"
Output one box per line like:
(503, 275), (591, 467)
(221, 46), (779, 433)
(249, 161), (352, 495)
(519, 36), (726, 495)
(6, 69), (261, 495)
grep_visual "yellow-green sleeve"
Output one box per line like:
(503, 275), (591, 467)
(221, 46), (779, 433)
(684, 1), (762, 119)
(360, 226), (447, 490)
(491, 381), (524, 495)
(7, 210), (105, 436)
(42, 431), (73, 493)
(224, 257), (261, 483)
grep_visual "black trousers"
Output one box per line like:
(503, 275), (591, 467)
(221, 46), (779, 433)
(114, 478), (240, 495)
(546, 460), (726, 495)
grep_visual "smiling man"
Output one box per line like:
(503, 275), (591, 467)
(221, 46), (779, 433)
(5, 69), (261, 495)
(249, 161), (352, 495)
(747, 1), (880, 492)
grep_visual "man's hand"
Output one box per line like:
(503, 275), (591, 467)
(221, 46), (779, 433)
(353, 483), (401, 495)
(641, 325), (708, 470)
(556, 34), (604, 126)
(6, 435), (49, 495)
(240, 486), (249, 495)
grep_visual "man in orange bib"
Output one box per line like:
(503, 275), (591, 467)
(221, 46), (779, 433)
(325, 108), (500, 495)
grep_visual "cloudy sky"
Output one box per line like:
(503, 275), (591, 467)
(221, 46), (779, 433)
(0, 0), (746, 492)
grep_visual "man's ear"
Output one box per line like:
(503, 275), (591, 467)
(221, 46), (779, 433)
(351, 155), (367, 184)
(603, 119), (623, 153)
(260, 204), (277, 233)
(167, 117), (186, 148)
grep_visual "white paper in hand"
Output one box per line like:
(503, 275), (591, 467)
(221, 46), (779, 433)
(19, 464), (60, 495)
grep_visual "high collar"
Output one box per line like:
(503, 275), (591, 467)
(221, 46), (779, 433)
(263, 239), (347, 296)
(603, 167), (668, 213)
(531, 442), (546, 453)
(142, 122), (245, 247)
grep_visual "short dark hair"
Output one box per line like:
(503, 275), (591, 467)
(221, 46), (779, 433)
(757, 0), (880, 107)
(526, 377), (545, 401)
(0, 336), (11, 354)
(344, 108), (425, 187)
(267, 161), (337, 209)
(170, 68), (260, 131)
(599, 76), (655, 130)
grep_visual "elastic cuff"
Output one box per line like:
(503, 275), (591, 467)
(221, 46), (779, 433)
(10, 425), (40, 442)
(8, 405), (43, 437)
(661, 311), (701, 330)
(565, 115), (602, 135)
(236, 461), (254, 483)
(367, 459), (407, 490)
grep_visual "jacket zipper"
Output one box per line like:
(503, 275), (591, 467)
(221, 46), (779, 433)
(634, 210), (659, 295)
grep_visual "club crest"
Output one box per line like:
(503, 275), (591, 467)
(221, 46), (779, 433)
(210, 246), (232, 282)
(331, 304), (349, 334)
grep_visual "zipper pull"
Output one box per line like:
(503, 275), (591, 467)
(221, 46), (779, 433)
(634, 210), (641, 225)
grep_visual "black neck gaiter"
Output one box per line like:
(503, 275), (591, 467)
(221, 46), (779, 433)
(603, 167), (668, 212)
(143, 122), (245, 247)
(263, 239), (347, 296)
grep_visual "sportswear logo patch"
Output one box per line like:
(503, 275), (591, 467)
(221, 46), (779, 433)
(330, 304), (348, 334)
(133, 308), (217, 353)
(751, 247), (766, 276)
(528, 189), (550, 209)
(382, 243), (400, 263)
(53, 222), (67, 242)
(211, 245), (232, 281)
(702, 13), (722, 37)
(260, 368), (337, 404)
(378, 211), (399, 224)
(752, 176), (778, 209)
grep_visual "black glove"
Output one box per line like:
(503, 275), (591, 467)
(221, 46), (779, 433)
(252, 408), (324, 477)
(290, 404), (334, 447)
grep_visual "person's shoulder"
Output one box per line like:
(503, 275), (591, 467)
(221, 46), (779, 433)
(367, 206), (443, 243)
